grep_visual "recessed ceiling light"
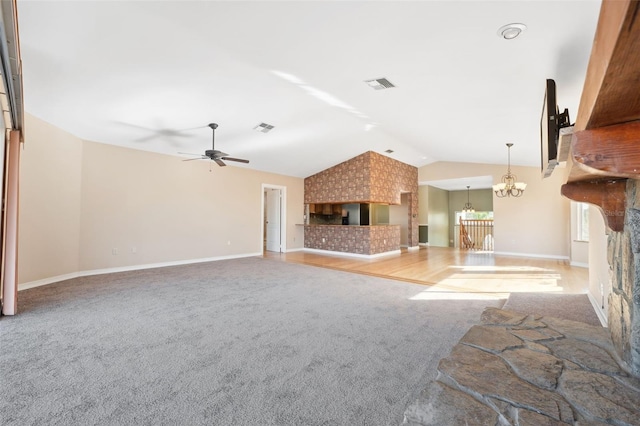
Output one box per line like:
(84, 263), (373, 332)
(253, 123), (274, 133)
(497, 23), (527, 40)
(365, 78), (396, 90)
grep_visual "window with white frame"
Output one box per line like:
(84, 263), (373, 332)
(576, 202), (589, 242)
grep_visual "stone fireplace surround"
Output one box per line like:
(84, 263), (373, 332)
(403, 307), (640, 425)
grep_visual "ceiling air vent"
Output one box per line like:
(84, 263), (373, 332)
(385, 149), (394, 154)
(365, 78), (396, 90)
(253, 123), (275, 133)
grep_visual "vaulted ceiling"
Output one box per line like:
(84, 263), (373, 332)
(17, 0), (601, 178)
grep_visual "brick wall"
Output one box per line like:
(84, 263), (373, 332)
(304, 151), (418, 246)
(304, 225), (400, 255)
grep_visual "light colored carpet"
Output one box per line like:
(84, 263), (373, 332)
(503, 292), (602, 326)
(1, 257), (506, 425)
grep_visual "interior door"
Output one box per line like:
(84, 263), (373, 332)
(265, 189), (281, 252)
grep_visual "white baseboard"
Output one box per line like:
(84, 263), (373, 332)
(587, 291), (608, 327)
(19, 272), (84, 291)
(285, 247), (305, 253)
(570, 261), (589, 268)
(407, 245), (420, 252)
(303, 248), (401, 259)
(492, 251), (570, 261)
(18, 252), (262, 291)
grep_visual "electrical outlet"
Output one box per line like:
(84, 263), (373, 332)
(227, 240), (231, 245)
(131, 247), (137, 254)
(112, 248), (118, 255)
(322, 238), (326, 243)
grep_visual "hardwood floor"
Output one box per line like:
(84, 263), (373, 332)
(263, 246), (589, 297)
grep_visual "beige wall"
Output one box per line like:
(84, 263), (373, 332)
(418, 185), (429, 224)
(427, 186), (449, 247)
(448, 189), (493, 215)
(371, 203), (389, 224)
(389, 194), (409, 246)
(19, 114), (304, 284)
(420, 161), (570, 257)
(19, 114), (83, 283)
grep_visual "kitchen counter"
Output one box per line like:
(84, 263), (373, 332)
(304, 224), (400, 255)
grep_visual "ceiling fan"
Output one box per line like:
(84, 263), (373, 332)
(115, 120), (205, 146)
(179, 123), (250, 167)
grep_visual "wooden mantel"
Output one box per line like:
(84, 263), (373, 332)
(561, 0), (640, 231)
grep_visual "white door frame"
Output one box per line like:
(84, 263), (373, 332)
(261, 184), (287, 253)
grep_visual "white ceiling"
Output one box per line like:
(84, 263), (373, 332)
(17, 0), (601, 178)
(422, 175), (495, 192)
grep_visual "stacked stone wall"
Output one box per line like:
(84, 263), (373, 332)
(608, 179), (640, 375)
(403, 308), (640, 425)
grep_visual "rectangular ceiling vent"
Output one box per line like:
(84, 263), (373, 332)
(385, 149), (394, 154)
(254, 123), (275, 133)
(365, 78), (396, 90)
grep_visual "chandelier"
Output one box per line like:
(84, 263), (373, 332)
(493, 143), (526, 198)
(463, 185), (475, 213)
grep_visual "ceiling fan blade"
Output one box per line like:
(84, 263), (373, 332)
(134, 134), (158, 143)
(221, 157), (250, 164)
(115, 121), (206, 132)
(179, 124), (248, 168)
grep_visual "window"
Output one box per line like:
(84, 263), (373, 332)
(576, 202), (589, 242)
(455, 211), (494, 222)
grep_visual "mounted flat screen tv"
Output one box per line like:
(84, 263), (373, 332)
(541, 79), (571, 178)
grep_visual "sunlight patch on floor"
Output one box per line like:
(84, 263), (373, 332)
(409, 290), (509, 301)
(433, 274), (563, 292)
(409, 266), (565, 300)
(449, 265), (555, 272)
